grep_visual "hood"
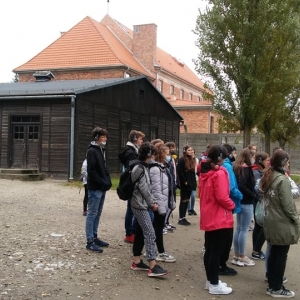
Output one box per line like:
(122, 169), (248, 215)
(88, 141), (101, 149)
(224, 157), (232, 166)
(252, 164), (260, 171)
(126, 141), (138, 154)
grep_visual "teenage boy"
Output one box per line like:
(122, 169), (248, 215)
(85, 127), (112, 252)
(119, 130), (145, 243)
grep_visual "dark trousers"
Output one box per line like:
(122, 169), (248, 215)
(125, 198), (136, 236)
(252, 221), (265, 252)
(268, 245), (290, 290)
(83, 184), (88, 212)
(179, 201), (189, 219)
(220, 227), (233, 267)
(204, 228), (232, 284)
(153, 211), (165, 253)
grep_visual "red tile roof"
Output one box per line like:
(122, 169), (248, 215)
(14, 15), (206, 92)
(14, 17), (152, 76)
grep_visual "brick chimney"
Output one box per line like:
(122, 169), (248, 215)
(132, 24), (157, 73)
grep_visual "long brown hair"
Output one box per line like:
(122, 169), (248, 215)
(234, 148), (253, 177)
(260, 150), (289, 192)
(183, 145), (196, 170)
(154, 142), (168, 163)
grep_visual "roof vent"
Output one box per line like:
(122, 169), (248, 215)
(33, 71), (55, 82)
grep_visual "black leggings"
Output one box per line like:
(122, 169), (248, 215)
(83, 184), (88, 211)
(153, 211), (165, 253)
(204, 228), (232, 284)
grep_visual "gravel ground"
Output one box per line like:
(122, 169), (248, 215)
(0, 178), (300, 300)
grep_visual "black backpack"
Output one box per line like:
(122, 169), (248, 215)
(117, 160), (144, 200)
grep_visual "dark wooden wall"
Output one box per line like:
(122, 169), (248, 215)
(0, 99), (71, 176)
(75, 78), (181, 176)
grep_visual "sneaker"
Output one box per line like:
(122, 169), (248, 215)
(270, 286), (295, 298)
(163, 228), (168, 235)
(188, 210), (193, 215)
(168, 224), (176, 230)
(209, 283), (233, 295)
(239, 256), (255, 266)
(94, 238), (109, 247)
(156, 252), (176, 263)
(164, 224), (174, 232)
(148, 264), (167, 277)
(205, 280), (227, 290)
(83, 210), (87, 216)
(252, 251), (265, 260)
(124, 234), (135, 244)
(231, 256), (244, 267)
(266, 287), (272, 296)
(193, 210), (197, 215)
(131, 260), (149, 271)
(219, 265), (238, 276)
(86, 242), (103, 253)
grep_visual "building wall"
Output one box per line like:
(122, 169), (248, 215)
(0, 98), (71, 176)
(18, 69), (126, 82)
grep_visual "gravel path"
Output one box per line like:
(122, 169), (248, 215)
(0, 179), (299, 300)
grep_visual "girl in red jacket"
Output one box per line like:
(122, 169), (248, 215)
(199, 145), (235, 295)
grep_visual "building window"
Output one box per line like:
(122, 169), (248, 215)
(170, 85), (174, 95)
(134, 25), (140, 33)
(197, 96), (200, 102)
(180, 89), (184, 99)
(121, 122), (131, 146)
(189, 93), (193, 101)
(158, 80), (163, 93)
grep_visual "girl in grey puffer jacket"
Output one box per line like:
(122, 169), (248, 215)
(150, 143), (176, 263)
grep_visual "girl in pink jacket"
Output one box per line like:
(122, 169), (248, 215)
(199, 145), (235, 295)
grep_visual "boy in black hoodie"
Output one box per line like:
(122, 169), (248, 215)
(85, 127), (112, 252)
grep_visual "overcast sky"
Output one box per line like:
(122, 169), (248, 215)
(0, 0), (208, 83)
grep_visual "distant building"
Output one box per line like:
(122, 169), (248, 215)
(13, 15), (218, 134)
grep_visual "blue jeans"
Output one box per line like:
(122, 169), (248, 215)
(188, 190), (196, 211)
(233, 204), (253, 255)
(125, 198), (136, 236)
(86, 189), (106, 243)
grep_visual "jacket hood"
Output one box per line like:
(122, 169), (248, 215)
(252, 164), (260, 171)
(126, 141), (138, 154)
(88, 141), (101, 149)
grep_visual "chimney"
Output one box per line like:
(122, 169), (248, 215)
(132, 24), (157, 73)
(33, 71), (55, 82)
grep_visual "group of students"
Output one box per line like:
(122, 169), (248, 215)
(200, 144), (300, 297)
(80, 127), (299, 295)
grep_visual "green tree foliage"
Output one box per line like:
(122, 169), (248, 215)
(194, 0), (300, 148)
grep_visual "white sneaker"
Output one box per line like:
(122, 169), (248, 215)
(209, 283), (232, 295)
(156, 252), (176, 263)
(163, 228), (168, 235)
(239, 256), (255, 266)
(205, 280), (227, 290)
(231, 256), (244, 266)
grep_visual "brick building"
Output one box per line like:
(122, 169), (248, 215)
(14, 14), (218, 134)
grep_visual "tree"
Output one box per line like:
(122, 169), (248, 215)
(194, 0), (300, 147)
(11, 73), (19, 83)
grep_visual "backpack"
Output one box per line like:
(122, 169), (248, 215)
(117, 161), (144, 200)
(255, 200), (264, 226)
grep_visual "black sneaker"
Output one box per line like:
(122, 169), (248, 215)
(192, 210), (197, 215)
(252, 251), (265, 260)
(86, 242), (103, 252)
(94, 238), (109, 247)
(188, 210), (193, 215)
(219, 265), (238, 276)
(270, 286), (295, 298)
(183, 218), (191, 225)
(148, 264), (167, 277)
(131, 259), (149, 271)
(178, 219), (190, 226)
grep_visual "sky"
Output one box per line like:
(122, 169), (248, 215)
(0, 0), (208, 83)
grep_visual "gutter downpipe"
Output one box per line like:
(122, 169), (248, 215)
(69, 96), (76, 181)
